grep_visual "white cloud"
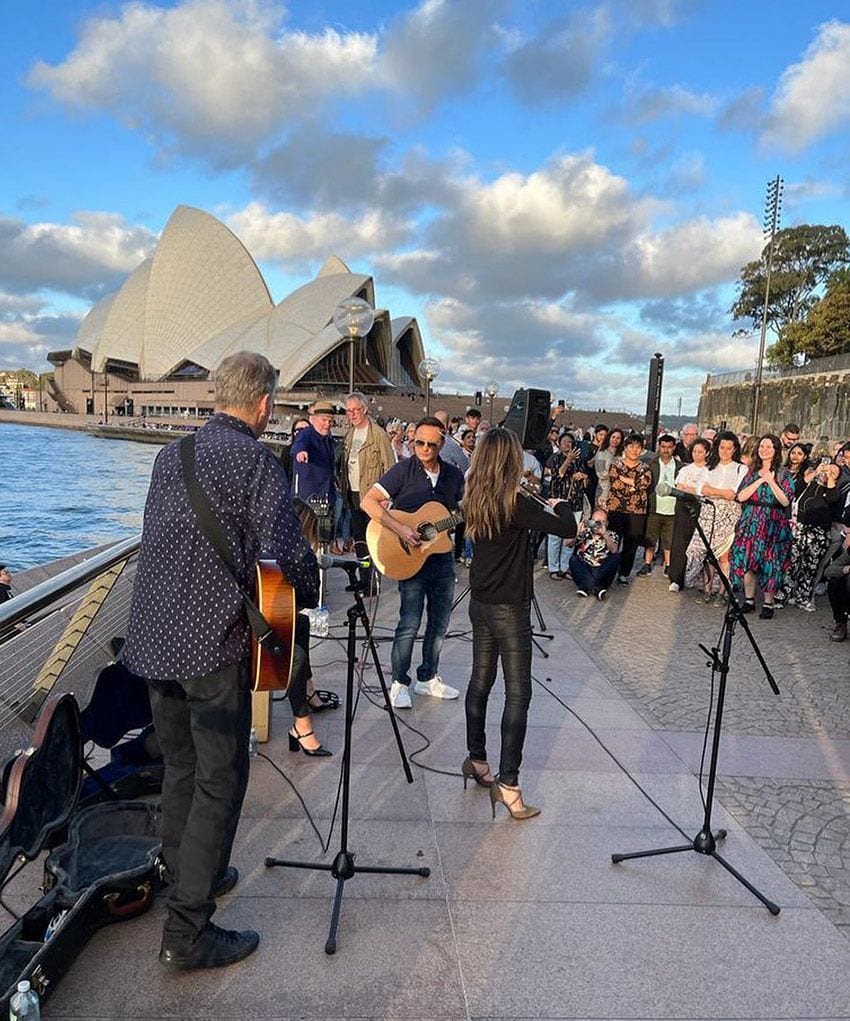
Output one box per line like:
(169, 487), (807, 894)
(381, 0), (507, 113)
(28, 0), (378, 161)
(226, 202), (412, 267)
(501, 6), (612, 103)
(627, 83), (717, 123)
(0, 213), (156, 297)
(763, 20), (850, 152)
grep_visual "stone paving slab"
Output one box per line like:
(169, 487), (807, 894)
(23, 566), (850, 1019)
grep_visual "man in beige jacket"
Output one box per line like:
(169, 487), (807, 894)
(342, 392), (395, 585)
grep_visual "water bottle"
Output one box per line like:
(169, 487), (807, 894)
(312, 606), (330, 638)
(9, 980), (40, 1020)
(248, 727), (258, 758)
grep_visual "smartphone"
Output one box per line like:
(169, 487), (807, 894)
(821, 456), (831, 465)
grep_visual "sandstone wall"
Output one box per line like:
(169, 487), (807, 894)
(698, 372), (850, 441)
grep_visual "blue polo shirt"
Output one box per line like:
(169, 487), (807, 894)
(375, 455), (464, 512)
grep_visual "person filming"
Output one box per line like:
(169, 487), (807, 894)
(568, 509), (620, 599)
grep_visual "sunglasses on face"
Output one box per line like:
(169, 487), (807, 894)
(414, 439), (440, 450)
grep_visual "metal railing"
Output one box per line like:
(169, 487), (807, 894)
(706, 351), (850, 389)
(0, 537), (140, 742)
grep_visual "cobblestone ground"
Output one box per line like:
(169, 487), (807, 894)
(538, 563), (850, 937)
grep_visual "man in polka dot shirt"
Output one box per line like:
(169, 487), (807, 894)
(124, 351), (318, 971)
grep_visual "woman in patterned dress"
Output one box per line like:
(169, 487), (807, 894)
(684, 431), (747, 600)
(594, 427), (624, 510)
(607, 433), (653, 584)
(730, 434), (793, 620)
(786, 451), (840, 611)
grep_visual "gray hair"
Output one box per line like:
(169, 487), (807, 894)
(344, 391), (369, 411)
(214, 351), (278, 410)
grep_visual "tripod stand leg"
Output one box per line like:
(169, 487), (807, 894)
(325, 878), (346, 955)
(711, 851), (780, 915)
(611, 843), (693, 864)
(531, 634), (549, 658)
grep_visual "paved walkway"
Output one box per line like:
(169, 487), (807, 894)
(5, 563), (850, 1019)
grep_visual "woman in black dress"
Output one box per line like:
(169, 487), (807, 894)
(462, 428), (577, 820)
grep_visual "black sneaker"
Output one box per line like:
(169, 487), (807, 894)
(160, 923), (259, 971)
(616, 575), (630, 586)
(636, 564), (652, 577)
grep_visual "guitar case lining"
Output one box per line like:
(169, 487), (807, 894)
(0, 693), (162, 1011)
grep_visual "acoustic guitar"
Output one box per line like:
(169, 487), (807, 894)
(366, 501), (463, 581)
(251, 561), (296, 693)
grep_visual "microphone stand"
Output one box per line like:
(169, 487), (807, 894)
(265, 563), (430, 954)
(610, 500), (781, 915)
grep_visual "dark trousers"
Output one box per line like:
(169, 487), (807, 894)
(608, 511), (647, 577)
(465, 599), (532, 787)
(288, 614), (312, 718)
(668, 502), (696, 588)
(348, 492), (373, 587)
(454, 521), (467, 560)
(568, 553), (621, 593)
(827, 575), (850, 623)
(148, 662), (251, 944)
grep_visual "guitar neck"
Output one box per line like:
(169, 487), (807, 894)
(434, 509), (463, 533)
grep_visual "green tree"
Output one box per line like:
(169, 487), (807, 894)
(729, 224), (850, 368)
(783, 273), (850, 361)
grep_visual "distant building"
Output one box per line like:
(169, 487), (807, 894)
(48, 205), (425, 419)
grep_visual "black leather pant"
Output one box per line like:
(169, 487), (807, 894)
(465, 599), (532, 786)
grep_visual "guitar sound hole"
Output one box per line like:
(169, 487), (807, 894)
(418, 523), (436, 542)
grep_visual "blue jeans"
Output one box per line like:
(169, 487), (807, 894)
(391, 552), (456, 685)
(568, 553), (621, 593)
(547, 510), (580, 573)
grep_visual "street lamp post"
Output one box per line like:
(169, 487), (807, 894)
(484, 380), (499, 424)
(418, 358), (440, 415)
(333, 297), (375, 395)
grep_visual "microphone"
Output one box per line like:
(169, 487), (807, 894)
(657, 481), (713, 505)
(317, 553), (372, 571)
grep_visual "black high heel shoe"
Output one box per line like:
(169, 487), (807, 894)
(461, 757), (494, 789)
(288, 727), (332, 757)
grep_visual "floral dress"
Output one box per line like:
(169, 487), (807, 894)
(730, 469), (794, 593)
(684, 460), (747, 590)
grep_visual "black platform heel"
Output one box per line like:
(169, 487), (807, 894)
(288, 727), (332, 757)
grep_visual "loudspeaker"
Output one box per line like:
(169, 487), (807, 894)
(503, 388), (551, 450)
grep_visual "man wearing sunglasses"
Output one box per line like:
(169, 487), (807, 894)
(360, 417), (464, 708)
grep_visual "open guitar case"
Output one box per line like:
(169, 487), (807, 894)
(0, 690), (162, 1012)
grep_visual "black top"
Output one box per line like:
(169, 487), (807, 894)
(123, 412), (319, 681)
(375, 455), (464, 512)
(0, 583), (11, 604)
(469, 494), (577, 605)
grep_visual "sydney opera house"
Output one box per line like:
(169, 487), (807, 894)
(47, 205), (426, 419)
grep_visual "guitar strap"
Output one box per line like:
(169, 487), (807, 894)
(179, 434), (285, 659)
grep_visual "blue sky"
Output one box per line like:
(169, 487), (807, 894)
(2, 0), (849, 414)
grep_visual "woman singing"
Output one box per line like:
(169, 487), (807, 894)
(462, 429), (577, 820)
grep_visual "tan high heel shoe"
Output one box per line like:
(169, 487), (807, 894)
(461, 757), (494, 789)
(490, 782), (540, 820)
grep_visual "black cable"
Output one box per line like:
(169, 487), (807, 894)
(530, 673), (692, 841)
(255, 750), (342, 856)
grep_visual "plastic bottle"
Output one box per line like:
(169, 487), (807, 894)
(9, 980), (40, 1020)
(248, 727), (258, 758)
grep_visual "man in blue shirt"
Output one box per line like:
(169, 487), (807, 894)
(290, 399), (337, 506)
(361, 417), (464, 708)
(124, 351), (318, 972)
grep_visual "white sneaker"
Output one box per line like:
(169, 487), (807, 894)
(389, 681), (412, 709)
(413, 675), (459, 700)
(798, 599), (816, 612)
(668, 582), (680, 592)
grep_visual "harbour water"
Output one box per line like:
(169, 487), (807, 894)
(0, 423), (159, 570)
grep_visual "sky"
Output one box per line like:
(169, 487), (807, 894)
(2, 0), (849, 416)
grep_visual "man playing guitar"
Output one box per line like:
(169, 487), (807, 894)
(360, 417), (464, 709)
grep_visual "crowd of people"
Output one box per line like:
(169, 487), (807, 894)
(278, 404), (850, 639)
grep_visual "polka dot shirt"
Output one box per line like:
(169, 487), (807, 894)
(123, 412), (319, 681)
